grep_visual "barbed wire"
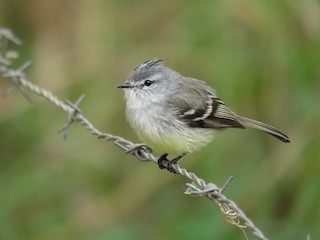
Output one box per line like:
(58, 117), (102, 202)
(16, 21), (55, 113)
(0, 28), (268, 240)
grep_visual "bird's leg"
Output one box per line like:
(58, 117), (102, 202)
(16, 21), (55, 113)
(158, 154), (170, 170)
(158, 153), (187, 173)
(171, 152), (187, 165)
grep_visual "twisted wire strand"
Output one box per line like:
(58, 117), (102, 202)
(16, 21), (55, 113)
(0, 28), (268, 240)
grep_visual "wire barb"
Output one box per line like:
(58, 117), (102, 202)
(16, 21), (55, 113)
(58, 94), (85, 140)
(0, 28), (21, 45)
(2, 61), (33, 102)
(185, 182), (219, 195)
(220, 176), (234, 194)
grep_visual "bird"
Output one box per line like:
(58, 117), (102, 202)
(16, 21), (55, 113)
(117, 59), (290, 171)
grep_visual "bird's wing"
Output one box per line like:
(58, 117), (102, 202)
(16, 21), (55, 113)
(166, 77), (245, 129)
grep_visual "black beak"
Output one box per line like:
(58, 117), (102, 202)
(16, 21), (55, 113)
(116, 82), (133, 89)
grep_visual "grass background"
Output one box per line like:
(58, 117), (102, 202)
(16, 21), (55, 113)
(0, 0), (319, 239)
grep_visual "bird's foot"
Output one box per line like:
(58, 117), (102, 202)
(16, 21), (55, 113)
(157, 153), (187, 173)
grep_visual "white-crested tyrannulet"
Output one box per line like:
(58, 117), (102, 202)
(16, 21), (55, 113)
(117, 59), (290, 171)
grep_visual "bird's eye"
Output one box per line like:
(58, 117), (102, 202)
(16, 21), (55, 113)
(144, 79), (154, 87)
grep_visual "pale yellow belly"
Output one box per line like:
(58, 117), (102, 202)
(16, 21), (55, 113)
(136, 127), (215, 155)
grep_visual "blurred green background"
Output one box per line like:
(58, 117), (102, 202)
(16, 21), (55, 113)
(0, 0), (319, 239)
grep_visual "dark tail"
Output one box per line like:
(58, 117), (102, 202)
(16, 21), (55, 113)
(237, 116), (291, 143)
